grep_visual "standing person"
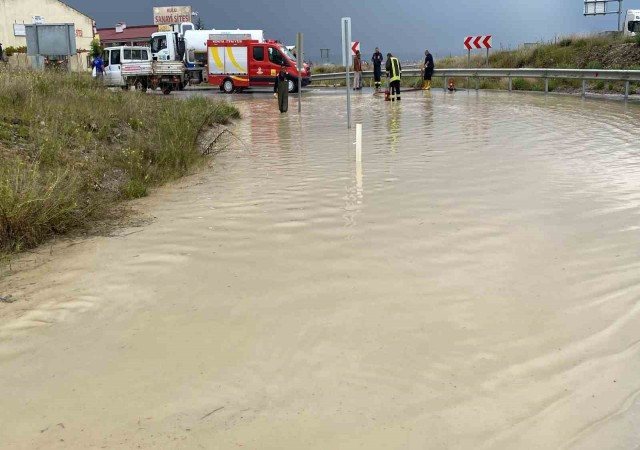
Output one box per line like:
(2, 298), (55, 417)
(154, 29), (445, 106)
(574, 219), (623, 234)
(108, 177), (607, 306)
(353, 50), (363, 90)
(385, 53), (402, 102)
(371, 47), (384, 92)
(423, 49), (434, 90)
(273, 65), (289, 113)
(92, 54), (105, 81)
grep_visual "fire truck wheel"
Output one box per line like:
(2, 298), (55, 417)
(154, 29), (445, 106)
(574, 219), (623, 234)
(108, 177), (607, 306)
(288, 79), (298, 93)
(162, 85), (172, 95)
(223, 79), (235, 94)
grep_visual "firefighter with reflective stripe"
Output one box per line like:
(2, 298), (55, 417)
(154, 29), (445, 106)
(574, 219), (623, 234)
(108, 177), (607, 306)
(385, 53), (402, 102)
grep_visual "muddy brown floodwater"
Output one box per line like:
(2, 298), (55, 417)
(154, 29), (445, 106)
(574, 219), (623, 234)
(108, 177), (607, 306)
(1, 89), (640, 449)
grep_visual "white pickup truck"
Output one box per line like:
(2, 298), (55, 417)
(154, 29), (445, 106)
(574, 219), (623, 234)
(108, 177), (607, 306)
(102, 46), (186, 95)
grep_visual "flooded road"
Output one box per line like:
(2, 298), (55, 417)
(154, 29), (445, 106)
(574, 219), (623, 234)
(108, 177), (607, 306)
(2, 90), (640, 449)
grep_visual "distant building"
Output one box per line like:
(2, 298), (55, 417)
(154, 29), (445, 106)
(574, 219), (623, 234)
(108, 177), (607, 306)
(97, 24), (158, 48)
(0, 0), (94, 50)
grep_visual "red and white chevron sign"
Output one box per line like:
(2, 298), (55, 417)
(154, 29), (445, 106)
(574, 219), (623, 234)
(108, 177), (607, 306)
(464, 35), (492, 50)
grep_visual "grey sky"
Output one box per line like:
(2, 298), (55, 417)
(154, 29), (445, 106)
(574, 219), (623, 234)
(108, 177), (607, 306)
(67, 0), (625, 61)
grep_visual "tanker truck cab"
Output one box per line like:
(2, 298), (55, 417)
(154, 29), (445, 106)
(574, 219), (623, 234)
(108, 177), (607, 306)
(625, 10), (640, 36)
(150, 32), (185, 62)
(150, 22), (193, 61)
(207, 39), (311, 93)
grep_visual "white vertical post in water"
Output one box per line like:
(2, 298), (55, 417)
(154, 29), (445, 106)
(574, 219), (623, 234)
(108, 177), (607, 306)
(341, 17), (352, 129)
(356, 124), (362, 162)
(296, 32), (304, 114)
(625, 80), (630, 100)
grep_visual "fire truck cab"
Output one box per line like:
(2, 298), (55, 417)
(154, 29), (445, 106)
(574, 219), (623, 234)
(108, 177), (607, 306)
(207, 39), (311, 93)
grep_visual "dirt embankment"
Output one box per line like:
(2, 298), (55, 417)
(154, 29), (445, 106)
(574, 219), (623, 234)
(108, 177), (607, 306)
(576, 42), (640, 68)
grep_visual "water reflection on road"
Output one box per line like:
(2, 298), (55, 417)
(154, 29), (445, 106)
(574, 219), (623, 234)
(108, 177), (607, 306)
(1, 88), (640, 449)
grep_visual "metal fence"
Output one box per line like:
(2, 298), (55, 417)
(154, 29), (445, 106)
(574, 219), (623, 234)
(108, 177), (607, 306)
(312, 68), (640, 99)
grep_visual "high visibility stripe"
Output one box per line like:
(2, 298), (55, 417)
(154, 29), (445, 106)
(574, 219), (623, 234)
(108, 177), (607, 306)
(211, 47), (224, 71)
(390, 57), (401, 82)
(226, 47), (246, 73)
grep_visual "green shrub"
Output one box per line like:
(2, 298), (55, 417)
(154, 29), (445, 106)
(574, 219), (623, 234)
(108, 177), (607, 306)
(90, 40), (103, 58)
(4, 46), (27, 57)
(559, 38), (573, 47)
(512, 78), (533, 91)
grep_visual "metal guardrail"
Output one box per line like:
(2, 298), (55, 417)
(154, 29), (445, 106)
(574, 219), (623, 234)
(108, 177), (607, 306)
(312, 68), (640, 98)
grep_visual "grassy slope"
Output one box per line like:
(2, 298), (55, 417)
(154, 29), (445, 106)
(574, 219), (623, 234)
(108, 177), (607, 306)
(0, 70), (239, 255)
(313, 34), (640, 91)
(437, 33), (640, 93)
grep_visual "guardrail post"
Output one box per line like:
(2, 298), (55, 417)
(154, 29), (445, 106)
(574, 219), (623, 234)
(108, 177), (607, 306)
(625, 81), (630, 100)
(508, 77), (512, 92)
(544, 78), (549, 94)
(476, 77), (479, 91)
(582, 80), (586, 97)
(443, 74), (447, 92)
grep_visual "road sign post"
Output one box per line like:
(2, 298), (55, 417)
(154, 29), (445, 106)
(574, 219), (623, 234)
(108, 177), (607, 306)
(341, 17), (352, 129)
(584, 0), (624, 31)
(296, 32), (303, 114)
(465, 35), (492, 68)
(351, 41), (360, 56)
(467, 49), (471, 89)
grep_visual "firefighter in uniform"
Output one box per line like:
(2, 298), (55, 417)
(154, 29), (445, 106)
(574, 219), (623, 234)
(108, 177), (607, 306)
(385, 53), (402, 102)
(371, 47), (384, 91)
(423, 49), (434, 90)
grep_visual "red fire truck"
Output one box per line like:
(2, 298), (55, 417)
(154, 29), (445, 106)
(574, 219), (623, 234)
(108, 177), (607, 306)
(207, 39), (311, 93)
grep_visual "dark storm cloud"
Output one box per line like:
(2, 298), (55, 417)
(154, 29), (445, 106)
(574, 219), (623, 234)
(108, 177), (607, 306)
(67, 0), (621, 60)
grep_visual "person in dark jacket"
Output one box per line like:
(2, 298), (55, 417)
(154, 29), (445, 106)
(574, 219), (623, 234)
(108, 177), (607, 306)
(385, 53), (402, 102)
(423, 49), (434, 90)
(371, 47), (383, 91)
(273, 65), (290, 113)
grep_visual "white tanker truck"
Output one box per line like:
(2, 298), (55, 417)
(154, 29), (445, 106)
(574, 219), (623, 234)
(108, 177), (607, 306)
(150, 23), (265, 85)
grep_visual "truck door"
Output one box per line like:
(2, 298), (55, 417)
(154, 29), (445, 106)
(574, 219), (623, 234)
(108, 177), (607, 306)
(102, 49), (112, 83)
(250, 45), (269, 85)
(267, 46), (288, 78)
(105, 48), (123, 85)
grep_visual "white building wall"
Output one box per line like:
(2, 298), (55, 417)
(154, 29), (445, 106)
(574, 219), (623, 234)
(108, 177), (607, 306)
(0, 0), (94, 50)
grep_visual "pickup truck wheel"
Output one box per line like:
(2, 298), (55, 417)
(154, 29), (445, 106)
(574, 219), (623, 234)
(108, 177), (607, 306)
(135, 80), (147, 93)
(223, 79), (234, 94)
(288, 79), (298, 93)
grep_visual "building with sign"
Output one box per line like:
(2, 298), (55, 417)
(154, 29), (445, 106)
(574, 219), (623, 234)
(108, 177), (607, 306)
(0, 0), (94, 49)
(97, 24), (158, 48)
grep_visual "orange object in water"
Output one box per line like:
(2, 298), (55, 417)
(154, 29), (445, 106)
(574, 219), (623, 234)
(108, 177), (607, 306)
(385, 89), (390, 101)
(448, 78), (455, 91)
